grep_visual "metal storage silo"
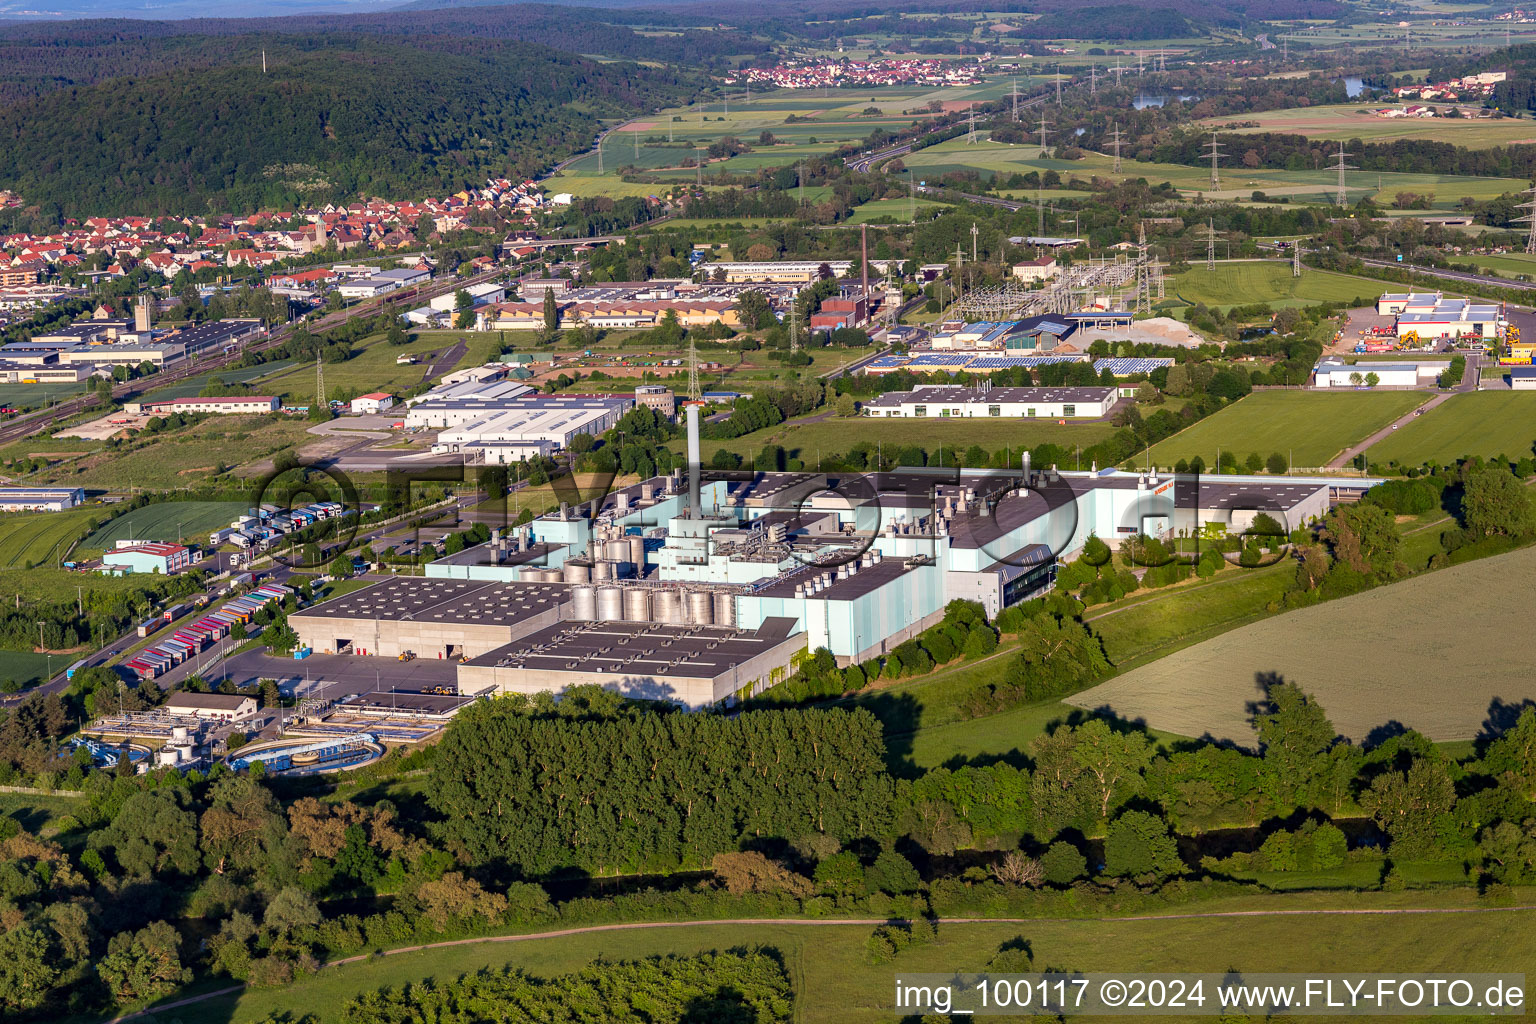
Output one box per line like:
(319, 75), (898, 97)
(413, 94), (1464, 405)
(687, 591), (714, 625)
(571, 585), (598, 620)
(563, 560), (592, 584)
(622, 588), (650, 621)
(652, 590), (682, 623)
(596, 587), (623, 621)
(627, 535), (646, 566)
(713, 592), (735, 626)
(608, 540), (631, 562)
(593, 560), (614, 581)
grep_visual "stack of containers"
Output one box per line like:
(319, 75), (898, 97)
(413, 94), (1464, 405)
(126, 583), (292, 680)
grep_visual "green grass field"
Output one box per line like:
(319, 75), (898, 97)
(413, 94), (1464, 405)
(143, 360), (297, 401)
(0, 790), (85, 834)
(20, 416), (317, 490)
(80, 500), (245, 551)
(1202, 104), (1536, 149)
(0, 507), (104, 569)
(256, 334), (454, 403)
(0, 649), (55, 688)
(1147, 391), (1430, 469)
(1164, 262), (1406, 312)
(1368, 391), (1536, 465)
(896, 138), (1528, 206)
(846, 196), (947, 224)
(155, 890), (1536, 1024)
(1457, 252), (1536, 280)
(1086, 560), (1297, 669)
(1072, 543), (1536, 745)
(0, 380), (91, 411)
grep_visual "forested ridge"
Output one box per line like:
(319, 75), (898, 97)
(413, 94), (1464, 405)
(0, 38), (699, 216)
(0, 9), (761, 103)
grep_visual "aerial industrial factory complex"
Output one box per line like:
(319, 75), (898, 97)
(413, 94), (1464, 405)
(290, 407), (1371, 709)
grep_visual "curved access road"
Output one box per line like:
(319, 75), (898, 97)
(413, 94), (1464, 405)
(103, 903), (1536, 1023)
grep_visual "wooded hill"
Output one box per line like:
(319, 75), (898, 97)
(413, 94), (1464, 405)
(0, 37), (699, 216)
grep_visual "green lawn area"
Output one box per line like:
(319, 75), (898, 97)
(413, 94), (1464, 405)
(0, 506), (104, 568)
(0, 790), (85, 835)
(1201, 103), (1536, 149)
(903, 698), (1085, 768)
(80, 500), (245, 552)
(846, 197), (947, 224)
(1085, 560), (1296, 669)
(0, 566), (164, 603)
(19, 415), (318, 490)
(1147, 390), (1430, 469)
(256, 334), (454, 403)
(142, 360), (297, 401)
(0, 649), (56, 688)
(0, 380), (91, 411)
(690, 411), (1116, 463)
(896, 138), (1528, 205)
(156, 890), (1536, 1024)
(1455, 252), (1536, 280)
(1164, 262), (1404, 312)
(1368, 390), (1536, 465)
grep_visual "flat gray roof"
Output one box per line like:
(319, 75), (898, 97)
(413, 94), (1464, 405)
(291, 577), (569, 624)
(470, 618), (798, 679)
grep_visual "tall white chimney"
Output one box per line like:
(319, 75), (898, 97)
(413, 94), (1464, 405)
(685, 402), (702, 516)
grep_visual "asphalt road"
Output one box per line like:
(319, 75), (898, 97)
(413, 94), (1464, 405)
(1357, 255), (1536, 293)
(844, 93), (1047, 175)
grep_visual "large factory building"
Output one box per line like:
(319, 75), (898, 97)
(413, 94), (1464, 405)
(292, 405), (1374, 706)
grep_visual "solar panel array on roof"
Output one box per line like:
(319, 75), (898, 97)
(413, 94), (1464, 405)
(1093, 357), (1175, 376)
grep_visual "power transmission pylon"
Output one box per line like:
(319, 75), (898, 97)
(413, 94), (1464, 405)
(1134, 222), (1152, 315)
(315, 354), (325, 411)
(1036, 113), (1051, 158)
(1332, 144), (1357, 207)
(966, 103), (977, 144)
(1109, 122), (1123, 173)
(1205, 219), (1217, 272)
(1089, 64), (1097, 96)
(1203, 132), (1225, 189)
(1055, 64), (1062, 104)
(1515, 182), (1536, 254)
(971, 222), (979, 264)
(1011, 78), (1019, 121)
(1292, 244), (1302, 278)
(696, 146), (703, 187)
(1156, 48), (1166, 73)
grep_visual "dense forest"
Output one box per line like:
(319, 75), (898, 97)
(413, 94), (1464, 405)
(0, 37), (698, 217)
(0, 8), (762, 103)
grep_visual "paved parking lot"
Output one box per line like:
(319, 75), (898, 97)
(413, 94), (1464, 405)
(216, 647), (459, 694)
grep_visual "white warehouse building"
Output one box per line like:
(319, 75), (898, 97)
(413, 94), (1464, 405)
(433, 398), (630, 453)
(862, 384), (1116, 419)
(1311, 358), (1450, 389)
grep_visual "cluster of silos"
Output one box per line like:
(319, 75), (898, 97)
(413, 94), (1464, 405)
(565, 584), (735, 626)
(155, 726), (197, 768)
(520, 567), (564, 582)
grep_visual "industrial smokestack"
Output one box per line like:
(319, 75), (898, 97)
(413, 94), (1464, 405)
(860, 224), (869, 306)
(686, 402), (702, 516)
(134, 295), (151, 333)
